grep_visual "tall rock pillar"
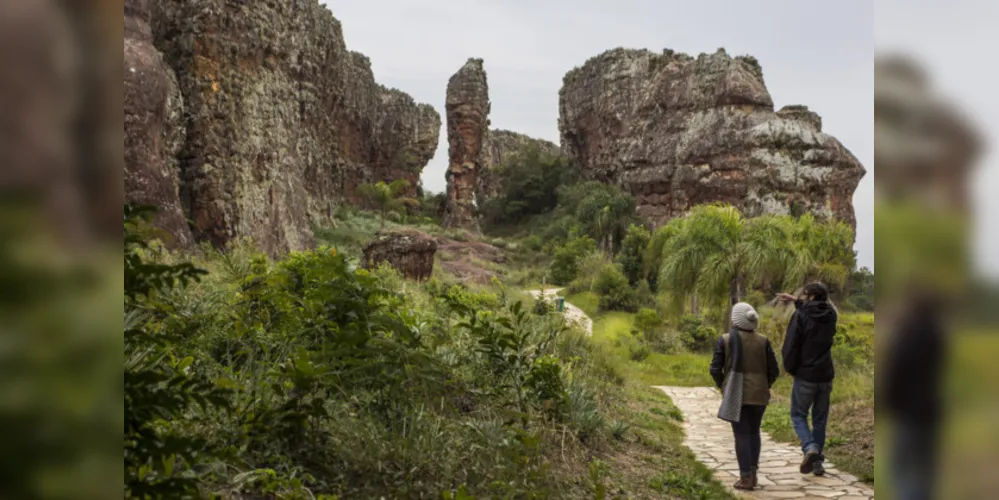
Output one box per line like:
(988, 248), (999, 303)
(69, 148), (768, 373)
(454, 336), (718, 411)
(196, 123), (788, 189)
(441, 58), (489, 232)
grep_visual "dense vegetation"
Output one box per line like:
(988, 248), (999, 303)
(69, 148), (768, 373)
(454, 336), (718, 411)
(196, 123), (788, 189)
(124, 205), (736, 499)
(124, 147), (878, 498)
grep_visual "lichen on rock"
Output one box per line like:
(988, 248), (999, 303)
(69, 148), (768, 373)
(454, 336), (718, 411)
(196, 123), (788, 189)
(559, 47), (866, 233)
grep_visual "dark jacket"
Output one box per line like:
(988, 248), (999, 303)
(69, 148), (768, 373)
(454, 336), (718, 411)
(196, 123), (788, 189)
(881, 303), (947, 425)
(710, 330), (780, 406)
(781, 299), (838, 383)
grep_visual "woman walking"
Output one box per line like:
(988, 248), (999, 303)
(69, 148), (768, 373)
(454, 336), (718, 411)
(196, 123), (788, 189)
(709, 302), (781, 491)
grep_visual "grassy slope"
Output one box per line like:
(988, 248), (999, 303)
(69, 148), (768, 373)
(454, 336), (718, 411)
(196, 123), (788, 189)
(571, 292), (875, 486)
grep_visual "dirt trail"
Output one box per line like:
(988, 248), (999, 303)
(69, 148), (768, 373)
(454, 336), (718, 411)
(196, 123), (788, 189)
(653, 386), (875, 499)
(526, 288), (593, 336)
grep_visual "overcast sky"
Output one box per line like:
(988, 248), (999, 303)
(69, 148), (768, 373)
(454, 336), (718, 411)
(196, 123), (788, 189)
(325, 0), (875, 270)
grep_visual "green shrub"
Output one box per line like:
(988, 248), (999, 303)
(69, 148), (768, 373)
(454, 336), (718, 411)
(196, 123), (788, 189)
(616, 224), (651, 285)
(593, 264), (639, 312)
(678, 314), (717, 352)
(549, 236), (596, 285)
(628, 342), (651, 362)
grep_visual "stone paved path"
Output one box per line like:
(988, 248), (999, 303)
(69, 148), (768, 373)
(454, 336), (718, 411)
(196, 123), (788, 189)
(654, 386), (875, 500)
(526, 288), (593, 336)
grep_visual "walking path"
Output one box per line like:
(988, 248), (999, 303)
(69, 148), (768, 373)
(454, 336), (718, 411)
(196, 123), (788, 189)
(653, 386), (875, 499)
(526, 288), (593, 336)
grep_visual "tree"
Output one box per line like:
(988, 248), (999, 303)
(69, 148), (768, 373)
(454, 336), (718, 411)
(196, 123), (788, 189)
(784, 214), (856, 292)
(643, 219), (684, 292)
(356, 179), (419, 229)
(658, 205), (799, 321)
(616, 224), (651, 286)
(556, 181), (636, 253)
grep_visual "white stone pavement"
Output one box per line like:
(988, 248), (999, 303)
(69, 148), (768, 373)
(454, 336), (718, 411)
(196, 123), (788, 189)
(526, 288), (593, 336)
(653, 386), (875, 500)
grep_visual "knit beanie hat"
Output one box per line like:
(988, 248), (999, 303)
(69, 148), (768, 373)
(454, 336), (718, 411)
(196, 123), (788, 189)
(731, 302), (759, 331)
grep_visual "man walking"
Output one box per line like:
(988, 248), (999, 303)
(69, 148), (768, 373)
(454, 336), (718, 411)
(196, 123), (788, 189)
(778, 282), (838, 476)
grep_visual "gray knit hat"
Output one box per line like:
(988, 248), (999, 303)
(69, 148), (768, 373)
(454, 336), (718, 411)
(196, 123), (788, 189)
(731, 302), (759, 331)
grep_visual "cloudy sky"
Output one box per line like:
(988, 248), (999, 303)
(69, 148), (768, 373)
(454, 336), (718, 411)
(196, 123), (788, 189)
(325, 0), (875, 270)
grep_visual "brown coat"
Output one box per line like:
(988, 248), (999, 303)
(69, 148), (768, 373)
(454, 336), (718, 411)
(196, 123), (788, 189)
(713, 330), (781, 406)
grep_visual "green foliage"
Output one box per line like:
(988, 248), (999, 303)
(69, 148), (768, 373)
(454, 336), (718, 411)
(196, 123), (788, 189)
(555, 181), (637, 253)
(478, 146), (581, 227)
(844, 266), (875, 312)
(593, 264), (640, 312)
(124, 206), (231, 499)
(356, 179), (419, 229)
(616, 224), (651, 286)
(678, 315), (717, 353)
(628, 342), (651, 362)
(548, 236), (596, 285)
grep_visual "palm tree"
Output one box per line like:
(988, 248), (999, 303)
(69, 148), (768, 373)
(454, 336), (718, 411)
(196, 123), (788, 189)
(783, 214), (856, 292)
(356, 179), (419, 230)
(658, 205), (799, 323)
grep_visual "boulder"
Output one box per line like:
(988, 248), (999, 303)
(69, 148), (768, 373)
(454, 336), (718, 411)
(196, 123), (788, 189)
(362, 230), (438, 281)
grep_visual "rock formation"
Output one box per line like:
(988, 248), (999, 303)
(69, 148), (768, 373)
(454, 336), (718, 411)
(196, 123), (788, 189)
(441, 58), (490, 232)
(123, 0), (440, 254)
(476, 129), (563, 203)
(124, 0), (192, 247)
(558, 48), (866, 232)
(362, 230), (438, 281)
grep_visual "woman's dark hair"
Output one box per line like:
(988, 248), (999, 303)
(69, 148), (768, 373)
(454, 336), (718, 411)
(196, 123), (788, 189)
(804, 282), (829, 301)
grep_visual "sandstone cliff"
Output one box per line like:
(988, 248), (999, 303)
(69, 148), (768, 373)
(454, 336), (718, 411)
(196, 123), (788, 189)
(441, 58), (490, 232)
(559, 48), (865, 231)
(124, 0), (440, 254)
(476, 129), (563, 203)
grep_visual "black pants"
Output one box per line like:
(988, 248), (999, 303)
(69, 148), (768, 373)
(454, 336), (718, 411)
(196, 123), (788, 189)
(730, 404), (767, 476)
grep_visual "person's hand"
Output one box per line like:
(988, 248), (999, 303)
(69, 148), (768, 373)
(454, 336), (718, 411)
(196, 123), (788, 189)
(776, 292), (797, 303)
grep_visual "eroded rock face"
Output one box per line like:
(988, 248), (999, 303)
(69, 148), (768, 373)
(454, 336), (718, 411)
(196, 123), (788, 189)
(559, 48), (866, 231)
(362, 230), (438, 281)
(128, 0), (440, 255)
(124, 0), (192, 247)
(476, 129), (563, 202)
(441, 58), (489, 232)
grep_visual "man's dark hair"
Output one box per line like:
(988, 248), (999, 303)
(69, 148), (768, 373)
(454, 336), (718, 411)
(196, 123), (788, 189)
(804, 282), (829, 301)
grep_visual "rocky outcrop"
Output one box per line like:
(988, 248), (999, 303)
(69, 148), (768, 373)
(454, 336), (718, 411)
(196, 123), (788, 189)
(874, 55), (980, 211)
(476, 129), (563, 203)
(123, 0), (441, 255)
(441, 58), (490, 232)
(362, 230), (438, 281)
(559, 48), (866, 232)
(124, 0), (192, 247)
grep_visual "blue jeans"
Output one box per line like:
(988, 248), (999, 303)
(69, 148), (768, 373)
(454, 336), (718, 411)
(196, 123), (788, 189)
(790, 378), (832, 457)
(891, 421), (939, 500)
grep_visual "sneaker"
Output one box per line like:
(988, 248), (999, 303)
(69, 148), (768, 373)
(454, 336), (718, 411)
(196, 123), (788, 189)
(733, 477), (755, 491)
(813, 461), (826, 476)
(800, 449), (820, 474)
(751, 471), (758, 488)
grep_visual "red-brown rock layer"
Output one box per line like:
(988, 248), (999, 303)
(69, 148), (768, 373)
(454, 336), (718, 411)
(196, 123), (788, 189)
(441, 58), (490, 232)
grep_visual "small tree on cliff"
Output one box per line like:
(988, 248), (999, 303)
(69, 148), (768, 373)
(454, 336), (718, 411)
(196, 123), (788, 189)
(356, 179), (419, 229)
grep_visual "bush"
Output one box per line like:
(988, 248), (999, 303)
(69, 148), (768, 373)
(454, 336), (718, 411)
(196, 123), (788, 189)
(549, 236), (596, 285)
(593, 264), (639, 312)
(616, 224), (651, 285)
(628, 342), (651, 362)
(678, 315), (717, 352)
